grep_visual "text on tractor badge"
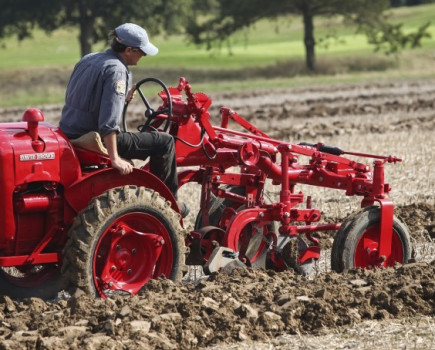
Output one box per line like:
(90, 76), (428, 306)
(19, 152), (55, 162)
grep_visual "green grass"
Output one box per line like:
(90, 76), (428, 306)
(0, 3), (434, 107)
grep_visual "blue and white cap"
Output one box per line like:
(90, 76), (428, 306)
(115, 23), (158, 56)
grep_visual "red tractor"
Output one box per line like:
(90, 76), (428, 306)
(0, 77), (411, 299)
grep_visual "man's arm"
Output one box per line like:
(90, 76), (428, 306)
(103, 132), (133, 175)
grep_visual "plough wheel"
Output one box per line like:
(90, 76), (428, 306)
(62, 186), (185, 298)
(280, 237), (315, 275)
(194, 185), (245, 230)
(331, 206), (411, 272)
(195, 186), (275, 267)
(198, 226), (226, 261)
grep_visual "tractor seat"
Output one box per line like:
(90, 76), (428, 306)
(70, 132), (111, 167)
(70, 132), (134, 168)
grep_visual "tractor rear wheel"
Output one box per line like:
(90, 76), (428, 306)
(331, 206), (411, 272)
(62, 186), (185, 298)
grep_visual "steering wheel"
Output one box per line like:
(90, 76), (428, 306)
(122, 77), (173, 133)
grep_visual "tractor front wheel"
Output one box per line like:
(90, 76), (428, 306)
(62, 186), (185, 298)
(0, 265), (67, 299)
(331, 206), (411, 272)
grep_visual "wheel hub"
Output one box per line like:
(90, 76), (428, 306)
(355, 225), (404, 268)
(94, 212), (172, 297)
(114, 247), (133, 271)
(99, 231), (164, 294)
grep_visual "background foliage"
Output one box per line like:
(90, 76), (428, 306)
(0, 2), (433, 107)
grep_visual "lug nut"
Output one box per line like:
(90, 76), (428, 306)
(132, 248), (137, 254)
(127, 269), (132, 275)
(110, 265), (116, 271)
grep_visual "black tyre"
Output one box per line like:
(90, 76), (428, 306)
(194, 185), (245, 230)
(62, 186), (186, 298)
(331, 206), (411, 272)
(0, 265), (67, 300)
(330, 207), (370, 272)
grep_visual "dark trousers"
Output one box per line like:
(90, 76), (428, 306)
(117, 131), (178, 197)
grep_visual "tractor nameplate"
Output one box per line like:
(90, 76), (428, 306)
(19, 152), (55, 162)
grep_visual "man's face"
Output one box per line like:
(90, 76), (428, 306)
(125, 47), (146, 66)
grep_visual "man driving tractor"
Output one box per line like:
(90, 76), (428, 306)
(59, 22), (189, 217)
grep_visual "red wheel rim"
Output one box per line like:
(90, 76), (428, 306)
(93, 212), (174, 298)
(238, 224), (269, 263)
(219, 204), (270, 264)
(354, 225), (404, 268)
(225, 222), (271, 264)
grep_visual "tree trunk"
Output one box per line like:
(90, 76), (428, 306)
(77, 0), (94, 57)
(302, 5), (315, 71)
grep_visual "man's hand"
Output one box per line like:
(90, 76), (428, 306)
(111, 157), (133, 175)
(125, 84), (137, 104)
(103, 132), (133, 175)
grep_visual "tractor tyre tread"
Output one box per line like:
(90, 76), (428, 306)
(62, 185), (186, 297)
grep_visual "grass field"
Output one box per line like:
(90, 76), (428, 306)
(0, 3), (434, 107)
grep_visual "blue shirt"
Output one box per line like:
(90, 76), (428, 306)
(60, 49), (132, 139)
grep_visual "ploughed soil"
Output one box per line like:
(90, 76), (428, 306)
(0, 262), (434, 349)
(0, 78), (434, 349)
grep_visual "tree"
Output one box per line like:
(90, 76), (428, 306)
(0, 0), (193, 57)
(187, 0), (431, 71)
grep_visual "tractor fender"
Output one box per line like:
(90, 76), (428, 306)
(64, 167), (178, 220)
